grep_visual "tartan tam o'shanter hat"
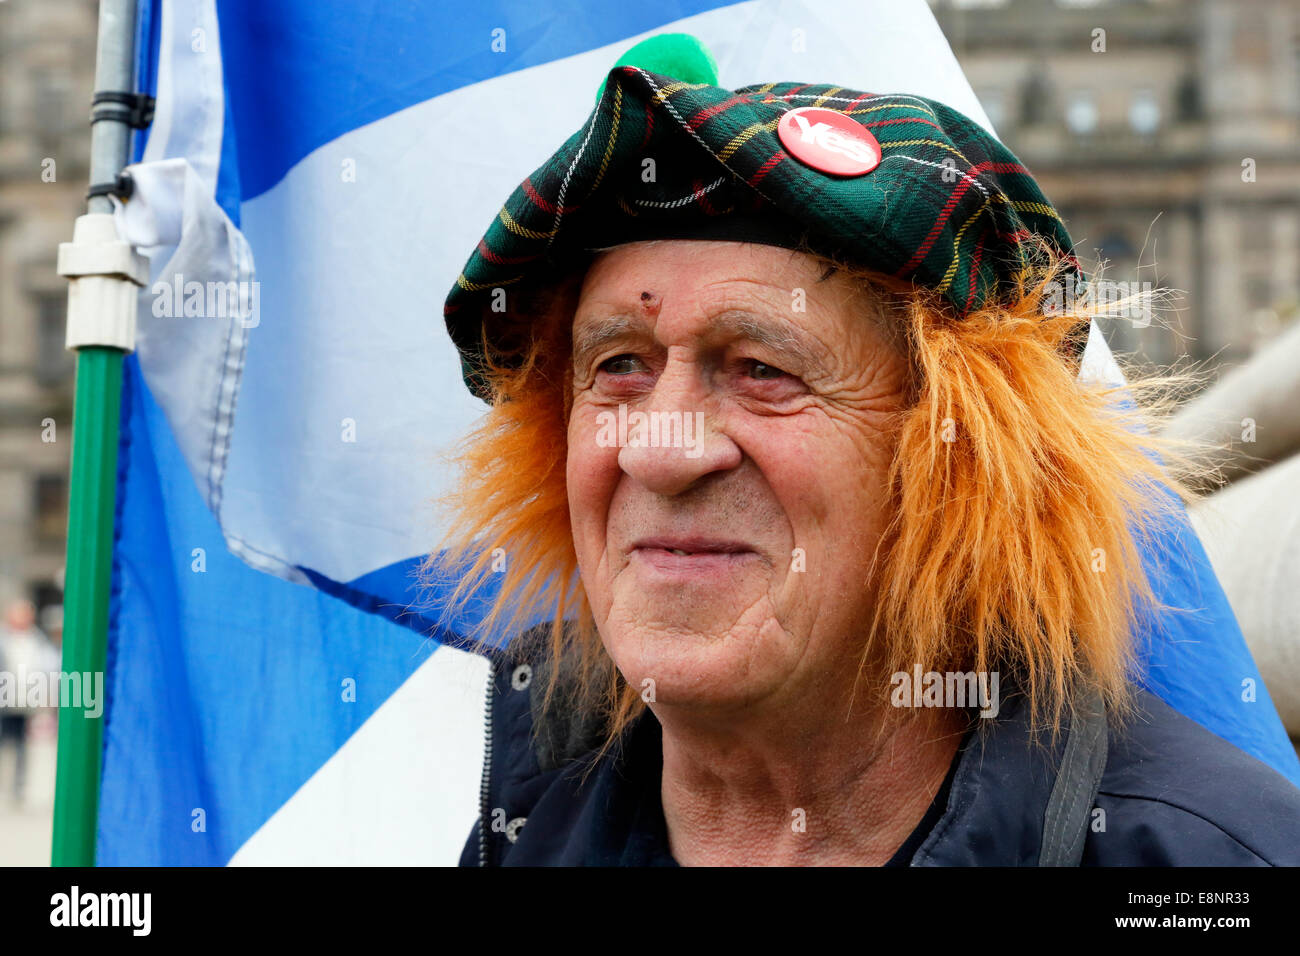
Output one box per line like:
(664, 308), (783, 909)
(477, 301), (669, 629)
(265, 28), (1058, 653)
(443, 35), (1086, 402)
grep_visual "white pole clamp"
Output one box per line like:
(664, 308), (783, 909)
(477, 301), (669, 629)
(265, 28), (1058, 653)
(57, 212), (148, 352)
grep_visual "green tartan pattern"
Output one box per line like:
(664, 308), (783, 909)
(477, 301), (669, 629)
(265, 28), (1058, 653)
(444, 66), (1084, 400)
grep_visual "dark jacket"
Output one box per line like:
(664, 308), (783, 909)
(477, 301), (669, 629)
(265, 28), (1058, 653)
(460, 636), (1300, 866)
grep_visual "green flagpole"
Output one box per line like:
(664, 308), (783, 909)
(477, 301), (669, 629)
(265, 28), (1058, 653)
(51, 0), (143, 867)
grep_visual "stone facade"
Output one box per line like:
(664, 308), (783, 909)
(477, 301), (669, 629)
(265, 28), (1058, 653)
(931, 0), (1300, 366)
(0, 0), (97, 611)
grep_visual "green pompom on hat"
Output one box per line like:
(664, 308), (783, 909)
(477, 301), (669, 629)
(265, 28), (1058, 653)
(593, 33), (719, 104)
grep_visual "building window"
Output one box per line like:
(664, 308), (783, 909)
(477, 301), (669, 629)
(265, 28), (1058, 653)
(1065, 90), (1098, 135)
(34, 474), (68, 545)
(1128, 89), (1161, 135)
(1097, 230), (1136, 268)
(32, 69), (71, 155)
(1021, 71), (1052, 126)
(1240, 212), (1271, 256)
(1175, 74), (1202, 121)
(35, 292), (74, 387)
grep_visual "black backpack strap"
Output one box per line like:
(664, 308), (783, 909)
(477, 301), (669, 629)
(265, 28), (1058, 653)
(1038, 684), (1109, 866)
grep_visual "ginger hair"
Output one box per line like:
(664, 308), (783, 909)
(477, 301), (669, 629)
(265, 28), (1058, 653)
(424, 241), (1208, 754)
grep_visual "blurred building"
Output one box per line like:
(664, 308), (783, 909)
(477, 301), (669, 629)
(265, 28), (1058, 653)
(0, 0), (97, 612)
(930, 0), (1300, 367)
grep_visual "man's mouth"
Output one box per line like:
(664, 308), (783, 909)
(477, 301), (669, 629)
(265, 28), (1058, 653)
(627, 537), (760, 578)
(630, 537), (753, 556)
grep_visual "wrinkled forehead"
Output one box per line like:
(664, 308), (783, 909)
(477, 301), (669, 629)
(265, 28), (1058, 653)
(569, 239), (895, 355)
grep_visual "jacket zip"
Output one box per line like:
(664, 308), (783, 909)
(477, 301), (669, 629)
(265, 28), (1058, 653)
(477, 655), (496, 867)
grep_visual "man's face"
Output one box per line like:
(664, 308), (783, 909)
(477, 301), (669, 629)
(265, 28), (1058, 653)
(566, 240), (910, 717)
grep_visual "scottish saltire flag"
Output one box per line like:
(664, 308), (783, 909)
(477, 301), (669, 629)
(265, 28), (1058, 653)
(99, 0), (1300, 866)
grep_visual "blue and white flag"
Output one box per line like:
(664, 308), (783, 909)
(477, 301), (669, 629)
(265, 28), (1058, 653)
(99, 0), (1300, 866)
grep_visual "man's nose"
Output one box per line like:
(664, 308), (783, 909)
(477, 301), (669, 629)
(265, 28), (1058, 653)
(616, 357), (740, 497)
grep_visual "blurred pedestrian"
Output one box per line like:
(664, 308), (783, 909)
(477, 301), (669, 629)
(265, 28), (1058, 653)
(0, 599), (58, 805)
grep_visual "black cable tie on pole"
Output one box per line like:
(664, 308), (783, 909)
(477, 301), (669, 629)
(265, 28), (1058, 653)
(86, 171), (135, 203)
(90, 90), (156, 129)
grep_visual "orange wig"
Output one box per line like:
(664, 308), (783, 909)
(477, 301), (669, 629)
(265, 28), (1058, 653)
(424, 244), (1205, 750)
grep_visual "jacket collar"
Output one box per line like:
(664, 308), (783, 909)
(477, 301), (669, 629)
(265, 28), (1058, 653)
(911, 688), (1064, 865)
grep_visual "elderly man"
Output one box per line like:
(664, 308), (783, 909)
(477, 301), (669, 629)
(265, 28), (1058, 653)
(437, 44), (1300, 866)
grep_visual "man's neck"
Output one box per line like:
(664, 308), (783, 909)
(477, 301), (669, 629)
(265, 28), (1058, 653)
(657, 696), (966, 866)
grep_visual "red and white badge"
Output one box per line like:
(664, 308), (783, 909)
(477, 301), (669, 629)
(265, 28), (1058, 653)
(777, 106), (881, 177)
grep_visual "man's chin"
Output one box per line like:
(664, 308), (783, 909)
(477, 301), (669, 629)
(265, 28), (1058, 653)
(607, 574), (769, 630)
(603, 627), (788, 711)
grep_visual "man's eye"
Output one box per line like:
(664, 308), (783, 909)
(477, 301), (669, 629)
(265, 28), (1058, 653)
(598, 354), (646, 375)
(746, 359), (788, 380)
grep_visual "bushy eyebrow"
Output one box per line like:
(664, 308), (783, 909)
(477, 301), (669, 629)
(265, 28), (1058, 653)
(571, 309), (829, 373)
(708, 311), (829, 371)
(572, 314), (642, 369)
